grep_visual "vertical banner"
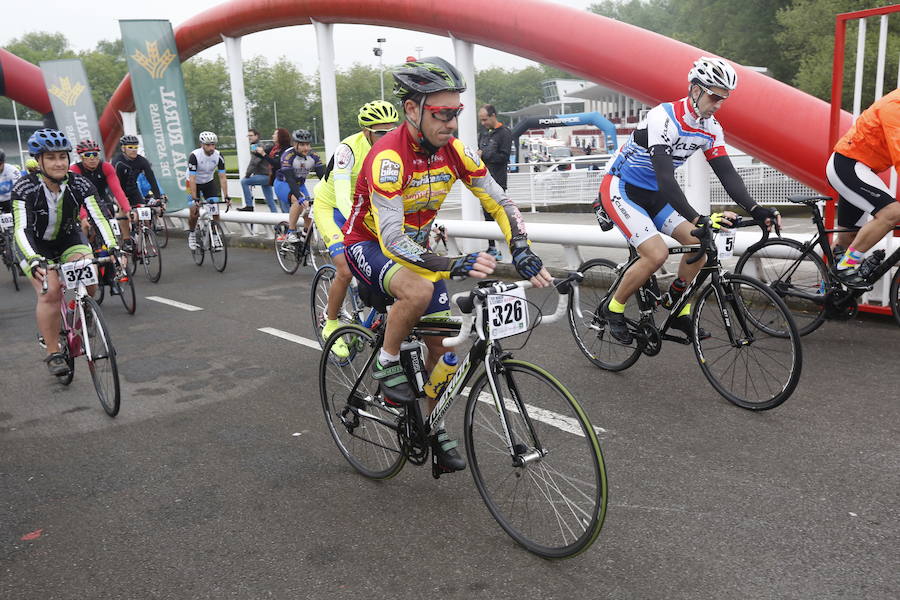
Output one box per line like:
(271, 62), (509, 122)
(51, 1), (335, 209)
(40, 59), (104, 155)
(120, 19), (194, 210)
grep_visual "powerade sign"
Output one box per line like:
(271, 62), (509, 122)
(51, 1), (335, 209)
(120, 19), (194, 210)
(536, 116), (582, 126)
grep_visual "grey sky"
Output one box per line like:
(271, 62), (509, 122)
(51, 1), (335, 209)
(2, 0), (599, 73)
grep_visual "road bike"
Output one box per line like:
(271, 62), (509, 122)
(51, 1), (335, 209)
(274, 208), (329, 274)
(42, 254), (121, 416)
(734, 195), (900, 333)
(568, 219), (802, 411)
(319, 274), (608, 559)
(310, 264), (384, 347)
(143, 193), (169, 248)
(191, 199), (229, 272)
(126, 203), (163, 283)
(0, 211), (21, 291)
(84, 207), (136, 315)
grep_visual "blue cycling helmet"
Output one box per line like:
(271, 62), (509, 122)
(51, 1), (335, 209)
(27, 128), (73, 157)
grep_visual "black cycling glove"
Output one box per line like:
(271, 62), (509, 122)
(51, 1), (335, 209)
(449, 252), (482, 279)
(510, 236), (544, 279)
(750, 204), (778, 224)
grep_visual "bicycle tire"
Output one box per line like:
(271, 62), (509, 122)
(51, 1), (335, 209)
(319, 324), (406, 479)
(81, 296), (120, 417)
(693, 273), (802, 411)
(190, 225), (205, 266)
(310, 265), (337, 347)
(125, 244), (138, 276)
(10, 261), (19, 291)
(154, 213), (169, 248)
(58, 333), (75, 385)
(118, 270), (137, 315)
(734, 238), (828, 336)
(210, 221), (228, 272)
(141, 227), (162, 283)
(308, 223), (330, 270)
(5, 241), (19, 291)
(274, 221), (300, 274)
(465, 359), (607, 559)
(567, 258), (642, 371)
(890, 268), (900, 328)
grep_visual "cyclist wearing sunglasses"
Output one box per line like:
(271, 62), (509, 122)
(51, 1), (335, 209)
(70, 139), (132, 253)
(313, 100), (399, 357)
(113, 134), (166, 215)
(596, 56), (780, 344)
(343, 57), (551, 474)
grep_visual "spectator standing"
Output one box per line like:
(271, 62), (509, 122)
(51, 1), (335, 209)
(239, 128), (276, 212)
(477, 104), (513, 258)
(262, 128), (291, 212)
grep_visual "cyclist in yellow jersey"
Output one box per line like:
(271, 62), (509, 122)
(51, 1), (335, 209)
(314, 101), (399, 357)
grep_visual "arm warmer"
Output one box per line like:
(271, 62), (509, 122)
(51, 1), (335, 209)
(650, 147), (699, 222)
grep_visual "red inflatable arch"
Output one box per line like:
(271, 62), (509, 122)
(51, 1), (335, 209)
(5, 0), (851, 192)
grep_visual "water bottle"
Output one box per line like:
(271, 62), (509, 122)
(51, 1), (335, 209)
(424, 352), (459, 399)
(592, 197), (614, 232)
(661, 278), (688, 310)
(399, 341), (426, 397)
(858, 249), (886, 281)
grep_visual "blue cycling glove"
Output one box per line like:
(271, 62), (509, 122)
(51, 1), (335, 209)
(449, 252), (482, 279)
(510, 236), (544, 279)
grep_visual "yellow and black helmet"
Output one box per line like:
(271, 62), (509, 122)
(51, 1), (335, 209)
(357, 101), (400, 128)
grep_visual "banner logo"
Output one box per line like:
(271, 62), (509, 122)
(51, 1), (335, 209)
(131, 41), (176, 79)
(48, 77), (86, 107)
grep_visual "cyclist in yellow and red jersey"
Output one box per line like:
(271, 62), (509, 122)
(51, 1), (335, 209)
(343, 56), (552, 474)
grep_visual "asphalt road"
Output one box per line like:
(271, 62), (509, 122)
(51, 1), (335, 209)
(1, 241), (898, 599)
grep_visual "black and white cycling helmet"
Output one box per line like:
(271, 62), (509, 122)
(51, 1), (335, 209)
(292, 129), (313, 143)
(199, 131), (218, 144)
(119, 134), (139, 147)
(688, 56), (738, 90)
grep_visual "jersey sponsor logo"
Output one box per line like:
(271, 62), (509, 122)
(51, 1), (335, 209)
(379, 159), (401, 184)
(335, 145), (354, 170)
(388, 236), (426, 263)
(349, 243), (372, 277)
(463, 145), (480, 163)
(408, 173), (452, 187)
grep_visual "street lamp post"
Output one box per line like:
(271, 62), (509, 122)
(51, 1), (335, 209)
(373, 37), (387, 100)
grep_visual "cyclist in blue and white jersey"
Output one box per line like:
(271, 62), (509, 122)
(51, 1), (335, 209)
(597, 56), (780, 344)
(0, 149), (22, 213)
(276, 129), (324, 243)
(186, 131), (228, 250)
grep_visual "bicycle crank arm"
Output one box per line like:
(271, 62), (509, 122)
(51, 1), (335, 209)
(660, 333), (692, 345)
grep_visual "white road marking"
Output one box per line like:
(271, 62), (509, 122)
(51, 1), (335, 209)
(258, 327), (321, 350)
(145, 296), (204, 311)
(267, 328), (604, 438)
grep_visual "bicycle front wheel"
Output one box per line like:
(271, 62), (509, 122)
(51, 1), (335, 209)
(81, 296), (120, 417)
(693, 274), (802, 411)
(310, 265), (337, 347)
(141, 227), (162, 283)
(567, 258), (642, 371)
(190, 227), (205, 266)
(890, 268), (900, 328)
(465, 359), (607, 559)
(153, 213), (169, 248)
(319, 324), (406, 479)
(58, 332), (75, 385)
(308, 223), (330, 270)
(209, 221), (228, 272)
(274, 221), (300, 274)
(118, 271), (137, 315)
(734, 239), (827, 336)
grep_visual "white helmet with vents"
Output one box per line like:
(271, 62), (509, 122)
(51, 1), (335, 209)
(688, 56), (738, 90)
(199, 131), (218, 144)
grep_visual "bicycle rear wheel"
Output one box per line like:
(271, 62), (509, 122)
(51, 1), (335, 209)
(734, 239), (827, 336)
(319, 324), (406, 479)
(141, 227), (162, 283)
(307, 223), (330, 270)
(693, 274), (802, 411)
(465, 359), (607, 559)
(209, 221), (228, 272)
(57, 333), (75, 385)
(118, 270), (136, 315)
(567, 258), (642, 371)
(311, 265), (337, 347)
(890, 268), (900, 328)
(81, 296), (120, 417)
(274, 222), (300, 274)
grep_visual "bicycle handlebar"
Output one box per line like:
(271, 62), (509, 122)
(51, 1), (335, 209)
(442, 272), (582, 347)
(39, 254), (117, 294)
(686, 216), (776, 265)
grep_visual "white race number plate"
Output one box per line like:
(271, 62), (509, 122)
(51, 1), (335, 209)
(61, 260), (98, 290)
(487, 287), (529, 340)
(137, 207), (152, 221)
(0, 213), (13, 230)
(109, 219), (120, 235)
(207, 203), (219, 215)
(717, 229), (736, 260)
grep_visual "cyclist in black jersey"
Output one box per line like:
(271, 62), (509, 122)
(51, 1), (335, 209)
(12, 129), (118, 376)
(113, 134), (167, 208)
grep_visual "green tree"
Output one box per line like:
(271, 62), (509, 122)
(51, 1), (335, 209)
(334, 63), (393, 138)
(244, 56), (316, 142)
(182, 56), (232, 144)
(80, 39), (128, 116)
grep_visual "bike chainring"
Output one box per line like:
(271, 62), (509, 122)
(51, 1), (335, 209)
(824, 289), (859, 320)
(398, 415), (428, 466)
(637, 321), (662, 356)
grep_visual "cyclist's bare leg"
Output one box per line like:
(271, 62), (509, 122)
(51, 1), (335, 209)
(29, 268), (62, 355)
(326, 253), (353, 321)
(842, 202), (900, 253)
(613, 234), (669, 305)
(383, 267), (432, 357)
(287, 197), (303, 231)
(188, 204), (200, 230)
(670, 221), (707, 283)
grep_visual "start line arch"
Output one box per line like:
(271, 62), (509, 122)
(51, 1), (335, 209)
(4, 0), (850, 193)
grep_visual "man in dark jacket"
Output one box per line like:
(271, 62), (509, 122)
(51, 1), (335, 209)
(239, 128), (276, 212)
(477, 104), (513, 257)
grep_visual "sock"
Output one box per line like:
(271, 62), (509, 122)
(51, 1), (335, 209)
(677, 302), (691, 318)
(837, 247), (863, 270)
(608, 297), (627, 313)
(287, 228), (296, 233)
(378, 349), (400, 365)
(325, 318), (340, 327)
